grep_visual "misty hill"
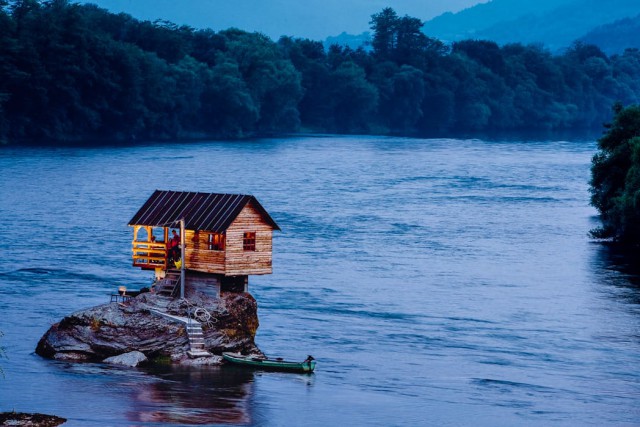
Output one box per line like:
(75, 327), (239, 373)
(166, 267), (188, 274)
(423, 0), (573, 42)
(80, 0), (482, 41)
(579, 14), (640, 55)
(324, 32), (372, 51)
(424, 0), (640, 51)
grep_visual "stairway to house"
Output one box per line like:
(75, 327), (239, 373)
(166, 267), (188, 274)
(154, 270), (180, 297)
(150, 271), (213, 359)
(149, 310), (213, 359)
(186, 322), (211, 358)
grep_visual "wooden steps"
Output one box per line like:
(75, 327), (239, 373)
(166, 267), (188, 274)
(154, 270), (180, 297)
(149, 309), (212, 359)
(186, 323), (211, 358)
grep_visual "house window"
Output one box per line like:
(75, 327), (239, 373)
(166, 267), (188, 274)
(207, 233), (225, 251)
(243, 232), (256, 251)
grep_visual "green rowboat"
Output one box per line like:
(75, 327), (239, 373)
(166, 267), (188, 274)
(222, 352), (316, 373)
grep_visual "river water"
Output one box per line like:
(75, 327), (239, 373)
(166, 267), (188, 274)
(0, 136), (639, 426)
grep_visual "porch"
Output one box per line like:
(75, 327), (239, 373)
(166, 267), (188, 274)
(131, 225), (175, 270)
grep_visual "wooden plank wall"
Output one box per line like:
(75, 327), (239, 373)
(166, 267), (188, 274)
(184, 200), (274, 276)
(185, 230), (226, 274)
(225, 201), (273, 276)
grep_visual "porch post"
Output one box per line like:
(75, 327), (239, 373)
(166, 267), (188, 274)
(180, 218), (185, 299)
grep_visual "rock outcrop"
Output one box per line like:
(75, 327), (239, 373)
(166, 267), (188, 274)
(104, 351), (148, 367)
(0, 412), (66, 426)
(36, 291), (262, 364)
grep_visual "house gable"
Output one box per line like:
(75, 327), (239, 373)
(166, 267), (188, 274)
(225, 201), (275, 276)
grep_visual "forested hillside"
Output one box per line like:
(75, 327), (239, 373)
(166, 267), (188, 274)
(1, 1), (640, 144)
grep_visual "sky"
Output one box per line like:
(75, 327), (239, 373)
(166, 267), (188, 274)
(81, 0), (488, 40)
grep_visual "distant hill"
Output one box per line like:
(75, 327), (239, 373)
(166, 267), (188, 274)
(324, 32), (372, 51)
(80, 0), (483, 41)
(579, 14), (640, 55)
(423, 0), (640, 51)
(423, 0), (572, 42)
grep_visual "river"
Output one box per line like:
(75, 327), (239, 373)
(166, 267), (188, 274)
(0, 136), (639, 426)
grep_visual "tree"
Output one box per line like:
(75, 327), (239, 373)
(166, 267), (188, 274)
(370, 7), (446, 68)
(453, 40), (505, 74)
(394, 15), (426, 66)
(590, 103), (640, 243)
(220, 29), (303, 133)
(329, 62), (379, 132)
(610, 48), (640, 105)
(370, 7), (398, 62)
(278, 37), (333, 130)
(0, 1), (16, 142)
(198, 59), (258, 137)
(371, 62), (424, 132)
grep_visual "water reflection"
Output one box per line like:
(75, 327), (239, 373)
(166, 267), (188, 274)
(591, 242), (640, 305)
(130, 365), (256, 425)
(599, 243), (640, 275)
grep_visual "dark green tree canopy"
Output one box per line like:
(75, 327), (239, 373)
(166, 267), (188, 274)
(1, 4), (640, 143)
(590, 103), (640, 243)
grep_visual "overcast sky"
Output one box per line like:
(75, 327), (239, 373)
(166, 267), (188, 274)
(82, 0), (487, 40)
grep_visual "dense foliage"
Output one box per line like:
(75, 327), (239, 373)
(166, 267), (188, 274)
(1, 2), (640, 143)
(580, 14), (640, 55)
(590, 103), (640, 243)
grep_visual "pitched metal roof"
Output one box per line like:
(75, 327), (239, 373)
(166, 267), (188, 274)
(129, 190), (280, 232)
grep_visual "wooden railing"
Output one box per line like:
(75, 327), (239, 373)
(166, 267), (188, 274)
(132, 241), (168, 269)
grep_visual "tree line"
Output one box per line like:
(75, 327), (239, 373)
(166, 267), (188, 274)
(1, 2), (640, 143)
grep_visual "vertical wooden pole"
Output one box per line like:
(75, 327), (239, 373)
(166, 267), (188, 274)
(164, 227), (169, 268)
(180, 218), (185, 299)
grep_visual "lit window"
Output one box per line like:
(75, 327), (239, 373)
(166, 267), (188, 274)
(243, 232), (256, 251)
(207, 233), (225, 250)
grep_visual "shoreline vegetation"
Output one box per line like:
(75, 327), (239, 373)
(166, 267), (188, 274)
(1, 2), (639, 145)
(590, 103), (640, 244)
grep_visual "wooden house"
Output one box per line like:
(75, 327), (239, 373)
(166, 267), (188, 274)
(129, 190), (280, 296)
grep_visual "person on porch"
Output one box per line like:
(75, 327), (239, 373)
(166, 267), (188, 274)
(168, 229), (180, 263)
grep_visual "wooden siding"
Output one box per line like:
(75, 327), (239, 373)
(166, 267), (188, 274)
(185, 230), (226, 274)
(225, 201), (273, 275)
(184, 201), (274, 276)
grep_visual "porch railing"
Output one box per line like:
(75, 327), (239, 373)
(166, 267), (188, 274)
(132, 241), (168, 269)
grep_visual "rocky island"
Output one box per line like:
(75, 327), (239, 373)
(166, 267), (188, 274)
(36, 290), (262, 366)
(36, 191), (281, 367)
(0, 412), (67, 427)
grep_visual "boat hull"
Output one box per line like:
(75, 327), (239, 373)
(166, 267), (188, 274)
(222, 352), (316, 373)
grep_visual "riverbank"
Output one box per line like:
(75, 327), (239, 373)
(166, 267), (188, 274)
(0, 127), (602, 148)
